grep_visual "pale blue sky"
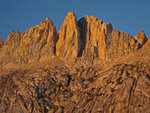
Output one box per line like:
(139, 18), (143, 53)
(0, 0), (150, 40)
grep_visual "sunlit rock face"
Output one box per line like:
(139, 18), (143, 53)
(0, 18), (58, 65)
(0, 11), (150, 113)
(0, 52), (150, 113)
(77, 15), (147, 60)
(134, 30), (147, 45)
(56, 11), (81, 59)
(105, 30), (147, 59)
(78, 15), (112, 60)
(0, 12), (148, 64)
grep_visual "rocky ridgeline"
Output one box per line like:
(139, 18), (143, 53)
(0, 19), (58, 65)
(0, 11), (149, 65)
(0, 12), (150, 113)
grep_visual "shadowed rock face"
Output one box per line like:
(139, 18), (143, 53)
(56, 12), (81, 59)
(105, 30), (147, 59)
(0, 38), (4, 47)
(78, 16), (112, 60)
(0, 12), (148, 64)
(138, 36), (150, 56)
(145, 37), (150, 48)
(0, 11), (150, 113)
(0, 18), (58, 65)
(134, 30), (147, 46)
(77, 15), (148, 60)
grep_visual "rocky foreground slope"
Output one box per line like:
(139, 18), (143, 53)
(0, 12), (150, 113)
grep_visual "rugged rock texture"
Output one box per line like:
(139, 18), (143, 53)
(134, 30), (147, 46)
(0, 38), (4, 47)
(0, 12), (150, 113)
(105, 30), (145, 59)
(137, 36), (150, 57)
(0, 31), (23, 65)
(20, 18), (58, 62)
(78, 16), (147, 60)
(78, 16), (112, 60)
(146, 37), (150, 48)
(56, 12), (81, 59)
(0, 18), (58, 65)
(0, 54), (150, 113)
(0, 12), (148, 63)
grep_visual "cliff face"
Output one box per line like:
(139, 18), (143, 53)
(56, 12), (81, 59)
(0, 12), (150, 113)
(146, 37), (150, 48)
(78, 16), (112, 60)
(0, 18), (58, 65)
(0, 12), (148, 65)
(78, 16), (147, 60)
(0, 38), (4, 47)
(105, 30), (147, 59)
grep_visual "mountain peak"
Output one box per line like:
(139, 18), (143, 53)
(46, 17), (50, 21)
(0, 12), (150, 113)
(0, 18), (58, 65)
(64, 11), (77, 22)
(56, 11), (81, 59)
(0, 12), (149, 65)
(67, 11), (75, 16)
(5, 31), (22, 44)
(40, 18), (54, 28)
(135, 30), (147, 45)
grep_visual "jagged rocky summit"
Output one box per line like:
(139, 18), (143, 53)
(0, 11), (148, 65)
(0, 18), (58, 65)
(56, 12), (81, 59)
(0, 12), (150, 113)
